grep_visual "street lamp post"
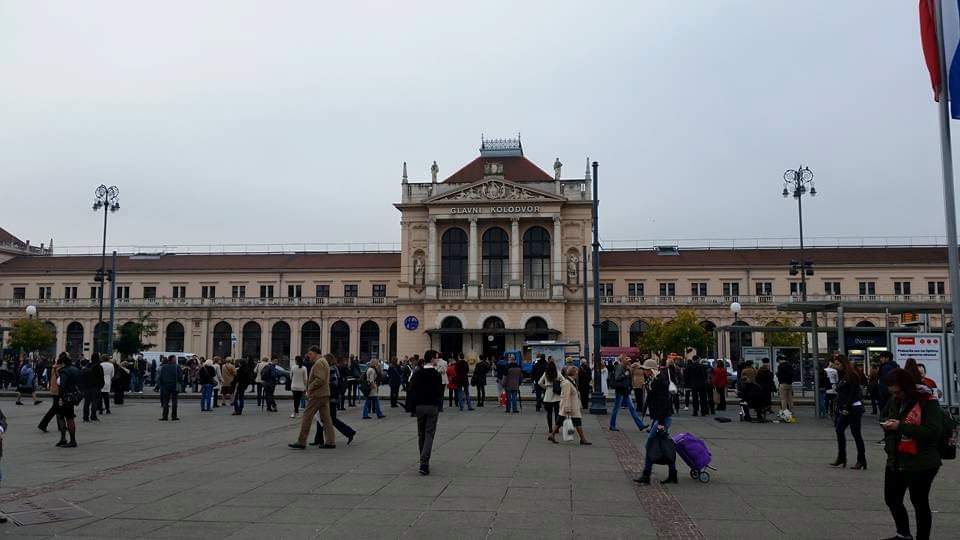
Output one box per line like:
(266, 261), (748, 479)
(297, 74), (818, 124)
(589, 161), (607, 415)
(23, 305), (37, 362)
(92, 185), (120, 354)
(729, 302), (742, 364)
(782, 166), (816, 301)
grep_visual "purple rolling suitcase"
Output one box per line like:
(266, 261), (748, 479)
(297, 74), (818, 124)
(672, 432), (715, 483)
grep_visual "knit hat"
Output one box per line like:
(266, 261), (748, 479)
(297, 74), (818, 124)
(641, 359), (660, 373)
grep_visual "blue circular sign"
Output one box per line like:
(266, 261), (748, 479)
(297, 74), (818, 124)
(404, 316), (419, 331)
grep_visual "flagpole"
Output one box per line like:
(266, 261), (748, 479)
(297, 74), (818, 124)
(934, 0), (959, 406)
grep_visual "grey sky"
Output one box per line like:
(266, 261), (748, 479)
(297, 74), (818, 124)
(0, 1), (949, 250)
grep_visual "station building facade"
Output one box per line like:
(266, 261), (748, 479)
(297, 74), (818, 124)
(0, 140), (954, 363)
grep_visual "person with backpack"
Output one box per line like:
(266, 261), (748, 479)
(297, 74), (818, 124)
(232, 359), (253, 415)
(54, 355), (81, 448)
(79, 358), (101, 422)
(15, 360), (42, 406)
(471, 357), (489, 407)
(362, 360), (386, 419)
(261, 357), (280, 412)
(880, 368), (945, 540)
(157, 355), (181, 421)
(531, 354), (546, 412)
(310, 354), (356, 446)
(609, 356), (646, 432)
(37, 354), (65, 433)
(199, 359), (217, 412)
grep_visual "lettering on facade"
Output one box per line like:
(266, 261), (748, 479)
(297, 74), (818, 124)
(449, 206), (541, 215)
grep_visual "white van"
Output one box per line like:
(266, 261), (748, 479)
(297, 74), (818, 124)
(142, 351), (198, 368)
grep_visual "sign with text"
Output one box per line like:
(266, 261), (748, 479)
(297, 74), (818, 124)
(449, 205), (541, 215)
(891, 333), (945, 402)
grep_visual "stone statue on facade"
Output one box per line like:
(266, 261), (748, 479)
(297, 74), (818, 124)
(413, 255), (425, 285)
(431, 161), (439, 183)
(566, 252), (579, 284)
(554, 158), (562, 180)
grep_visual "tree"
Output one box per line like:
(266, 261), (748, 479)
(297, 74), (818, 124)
(112, 311), (157, 359)
(636, 318), (668, 359)
(8, 318), (55, 354)
(762, 318), (804, 348)
(662, 310), (710, 357)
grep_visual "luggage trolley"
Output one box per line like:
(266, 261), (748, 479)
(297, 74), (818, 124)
(672, 432), (716, 483)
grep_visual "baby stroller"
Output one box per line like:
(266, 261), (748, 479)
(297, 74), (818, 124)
(672, 432), (716, 483)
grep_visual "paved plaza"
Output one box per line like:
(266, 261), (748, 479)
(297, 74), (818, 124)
(0, 397), (957, 539)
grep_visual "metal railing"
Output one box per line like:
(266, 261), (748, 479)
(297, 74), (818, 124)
(439, 287), (465, 299)
(600, 235), (949, 251)
(523, 288), (550, 300)
(1, 296), (398, 309)
(481, 287), (508, 299)
(49, 242), (401, 256)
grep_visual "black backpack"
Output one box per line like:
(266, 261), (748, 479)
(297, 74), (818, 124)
(261, 364), (275, 385)
(329, 365), (340, 396)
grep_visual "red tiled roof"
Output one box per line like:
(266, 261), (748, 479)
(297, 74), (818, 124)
(0, 252), (401, 275)
(443, 156), (554, 183)
(599, 247), (952, 268)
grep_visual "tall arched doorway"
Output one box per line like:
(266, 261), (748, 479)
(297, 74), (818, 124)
(730, 320), (752, 362)
(300, 321), (322, 356)
(524, 317), (549, 341)
(629, 320), (648, 349)
(330, 321), (350, 359)
(93, 321), (110, 355)
(212, 321), (232, 358)
(700, 320), (717, 358)
(482, 316), (505, 359)
(242, 321), (261, 360)
(440, 317), (463, 360)
(66, 322), (84, 359)
(271, 321), (291, 362)
(359, 321), (380, 361)
(389, 322), (397, 361)
(166, 321), (185, 352)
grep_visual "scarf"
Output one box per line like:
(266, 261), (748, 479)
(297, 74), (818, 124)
(897, 395), (932, 456)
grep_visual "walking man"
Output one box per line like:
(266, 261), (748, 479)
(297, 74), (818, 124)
(311, 356), (356, 446)
(409, 350), (443, 475)
(99, 355), (114, 415)
(157, 355), (181, 421)
(289, 347), (335, 449)
(55, 356), (81, 448)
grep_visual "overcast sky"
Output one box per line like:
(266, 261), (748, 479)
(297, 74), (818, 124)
(0, 1), (951, 251)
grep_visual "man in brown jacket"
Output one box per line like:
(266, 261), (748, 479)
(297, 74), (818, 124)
(289, 348), (335, 449)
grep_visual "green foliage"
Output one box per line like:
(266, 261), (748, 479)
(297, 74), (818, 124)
(8, 318), (55, 353)
(763, 318), (804, 348)
(635, 310), (711, 359)
(112, 311), (157, 359)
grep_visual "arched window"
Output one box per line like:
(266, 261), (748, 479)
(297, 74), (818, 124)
(629, 320), (648, 348)
(330, 321), (350, 358)
(242, 321), (261, 360)
(482, 317), (505, 359)
(389, 322), (397, 361)
(523, 226), (550, 289)
(525, 316), (549, 341)
(855, 320), (876, 328)
(66, 321), (83, 359)
(213, 321), (232, 358)
(730, 320), (752, 361)
(600, 320), (620, 347)
(271, 321), (291, 362)
(300, 321), (322, 356)
(440, 316), (463, 359)
(93, 321), (110, 355)
(166, 321), (185, 352)
(699, 321), (717, 358)
(43, 321), (57, 359)
(441, 228), (468, 289)
(360, 321), (380, 361)
(482, 227), (508, 289)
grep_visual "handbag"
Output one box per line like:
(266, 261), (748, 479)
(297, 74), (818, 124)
(667, 368), (678, 395)
(552, 379), (561, 395)
(562, 417), (575, 442)
(648, 431), (677, 465)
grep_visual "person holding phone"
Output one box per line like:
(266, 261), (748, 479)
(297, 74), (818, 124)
(880, 368), (943, 540)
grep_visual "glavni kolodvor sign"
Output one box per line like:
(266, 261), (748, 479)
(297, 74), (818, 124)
(449, 206), (541, 214)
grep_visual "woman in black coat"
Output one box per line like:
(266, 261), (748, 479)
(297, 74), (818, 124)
(831, 355), (866, 470)
(635, 359), (677, 485)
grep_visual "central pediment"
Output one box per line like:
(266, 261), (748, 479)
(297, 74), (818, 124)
(425, 178), (565, 204)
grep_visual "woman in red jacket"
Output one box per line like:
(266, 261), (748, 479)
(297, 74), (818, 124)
(446, 363), (458, 408)
(711, 361), (728, 411)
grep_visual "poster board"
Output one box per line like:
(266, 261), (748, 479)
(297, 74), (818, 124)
(891, 333), (945, 403)
(741, 347), (772, 366)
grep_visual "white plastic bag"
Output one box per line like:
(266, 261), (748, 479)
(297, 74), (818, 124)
(562, 418), (575, 442)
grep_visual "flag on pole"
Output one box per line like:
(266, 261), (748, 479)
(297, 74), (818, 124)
(921, 0), (960, 118)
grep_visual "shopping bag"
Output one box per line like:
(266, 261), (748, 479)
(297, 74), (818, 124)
(499, 391), (507, 407)
(562, 418), (575, 442)
(648, 432), (676, 465)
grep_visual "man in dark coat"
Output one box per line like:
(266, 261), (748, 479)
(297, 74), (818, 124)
(157, 355), (181, 421)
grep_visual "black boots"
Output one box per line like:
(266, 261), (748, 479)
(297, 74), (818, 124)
(660, 470), (679, 484)
(851, 460), (867, 470)
(829, 457), (846, 468)
(634, 474), (651, 485)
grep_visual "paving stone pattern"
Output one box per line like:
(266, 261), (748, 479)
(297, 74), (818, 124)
(0, 396), (957, 539)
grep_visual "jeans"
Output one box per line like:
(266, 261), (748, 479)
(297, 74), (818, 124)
(255, 383), (263, 406)
(474, 382), (485, 406)
(291, 391), (304, 414)
(835, 408), (865, 464)
(506, 389), (519, 412)
(456, 385), (473, 411)
(885, 466), (939, 540)
(234, 386), (245, 413)
(83, 390), (99, 421)
(100, 391), (111, 414)
(389, 384), (400, 407)
(264, 385), (276, 410)
(544, 401), (560, 432)
(363, 396), (384, 418)
(533, 385), (544, 411)
(416, 405), (439, 467)
(642, 417), (677, 475)
(200, 384), (214, 411)
(633, 388), (646, 415)
(160, 388), (178, 419)
(818, 390), (828, 417)
(315, 399), (356, 443)
(610, 392), (646, 430)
